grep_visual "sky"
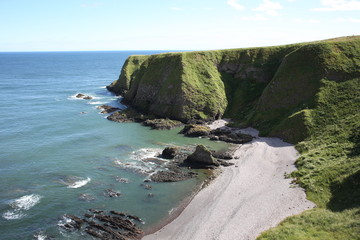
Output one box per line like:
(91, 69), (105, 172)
(0, 0), (359, 51)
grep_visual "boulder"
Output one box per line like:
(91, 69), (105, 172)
(143, 118), (183, 130)
(97, 104), (120, 114)
(161, 146), (179, 159)
(180, 124), (211, 137)
(186, 145), (220, 167)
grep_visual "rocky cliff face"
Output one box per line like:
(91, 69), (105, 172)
(108, 36), (360, 143)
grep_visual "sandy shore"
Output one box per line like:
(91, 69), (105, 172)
(143, 121), (315, 240)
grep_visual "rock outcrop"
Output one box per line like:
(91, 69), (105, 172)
(186, 145), (220, 167)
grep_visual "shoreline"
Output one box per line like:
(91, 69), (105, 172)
(142, 121), (316, 240)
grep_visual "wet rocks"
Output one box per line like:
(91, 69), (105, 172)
(179, 124), (211, 137)
(211, 150), (233, 160)
(61, 210), (144, 240)
(186, 145), (220, 167)
(107, 108), (151, 123)
(76, 93), (93, 100)
(79, 193), (95, 201)
(161, 146), (180, 159)
(209, 127), (253, 144)
(150, 170), (197, 182)
(142, 118), (183, 130)
(97, 105), (120, 114)
(115, 176), (129, 183)
(104, 189), (121, 198)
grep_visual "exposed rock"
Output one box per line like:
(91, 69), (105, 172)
(150, 170), (197, 182)
(186, 145), (220, 167)
(97, 104), (120, 114)
(161, 146), (180, 159)
(211, 150), (233, 160)
(63, 215), (84, 230)
(104, 189), (121, 198)
(107, 108), (151, 123)
(210, 128), (253, 144)
(76, 93), (93, 100)
(142, 118), (183, 130)
(180, 124), (211, 137)
(110, 211), (126, 217)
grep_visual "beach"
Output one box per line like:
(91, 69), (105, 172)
(143, 122), (315, 240)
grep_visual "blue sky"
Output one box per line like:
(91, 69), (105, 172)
(0, 0), (359, 51)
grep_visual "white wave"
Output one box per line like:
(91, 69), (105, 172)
(10, 194), (42, 210)
(88, 101), (105, 105)
(67, 177), (91, 189)
(2, 194), (42, 220)
(2, 210), (25, 220)
(33, 231), (48, 240)
(130, 148), (163, 161)
(99, 86), (107, 89)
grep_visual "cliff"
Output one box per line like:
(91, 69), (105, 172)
(108, 36), (360, 239)
(108, 36), (360, 143)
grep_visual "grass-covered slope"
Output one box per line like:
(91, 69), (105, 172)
(108, 36), (360, 239)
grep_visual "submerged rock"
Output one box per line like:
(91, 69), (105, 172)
(161, 146), (180, 159)
(107, 108), (151, 123)
(142, 118), (183, 130)
(180, 124), (211, 137)
(104, 189), (121, 198)
(186, 145), (220, 167)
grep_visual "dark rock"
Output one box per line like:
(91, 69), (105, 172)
(104, 189), (121, 198)
(147, 193), (155, 198)
(127, 214), (143, 223)
(180, 124), (211, 137)
(210, 135), (219, 141)
(60, 215), (84, 231)
(186, 145), (220, 167)
(88, 209), (104, 214)
(211, 151), (233, 160)
(210, 128), (253, 144)
(76, 93), (85, 98)
(143, 118), (183, 130)
(161, 146), (180, 159)
(218, 160), (235, 167)
(150, 170), (197, 182)
(97, 104), (120, 114)
(76, 93), (93, 100)
(107, 108), (151, 123)
(110, 211), (126, 217)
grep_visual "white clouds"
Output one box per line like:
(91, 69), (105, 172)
(335, 17), (360, 22)
(295, 19), (321, 23)
(254, 0), (283, 16)
(312, 0), (360, 11)
(227, 0), (245, 11)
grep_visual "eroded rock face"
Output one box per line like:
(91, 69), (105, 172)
(186, 145), (220, 167)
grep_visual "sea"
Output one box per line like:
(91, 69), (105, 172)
(0, 51), (229, 239)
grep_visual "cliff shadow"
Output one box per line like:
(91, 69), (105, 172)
(327, 169), (360, 211)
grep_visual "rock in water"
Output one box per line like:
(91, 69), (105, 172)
(180, 124), (211, 137)
(161, 146), (179, 159)
(186, 145), (220, 167)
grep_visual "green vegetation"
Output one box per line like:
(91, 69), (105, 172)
(108, 36), (360, 239)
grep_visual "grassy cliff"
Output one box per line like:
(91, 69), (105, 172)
(108, 36), (360, 239)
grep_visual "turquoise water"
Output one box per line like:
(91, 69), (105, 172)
(0, 51), (228, 239)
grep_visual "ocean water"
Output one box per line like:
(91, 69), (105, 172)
(0, 51), (228, 239)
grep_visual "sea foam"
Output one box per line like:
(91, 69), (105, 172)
(67, 177), (91, 189)
(2, 194), (42, 220)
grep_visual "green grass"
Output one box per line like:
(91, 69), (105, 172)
(108, 36), (360, 239)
